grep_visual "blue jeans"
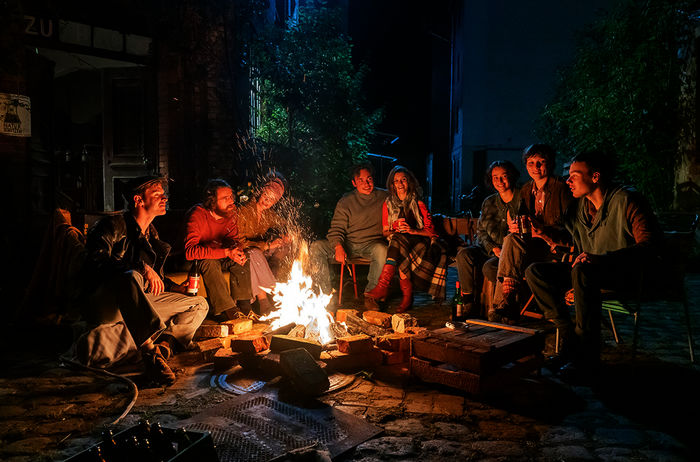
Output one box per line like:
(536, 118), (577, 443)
(309, 239), (387, 294)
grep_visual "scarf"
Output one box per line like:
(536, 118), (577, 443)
(386, 192), (424, 231)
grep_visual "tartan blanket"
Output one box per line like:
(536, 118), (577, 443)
(389, 234), (448, 301)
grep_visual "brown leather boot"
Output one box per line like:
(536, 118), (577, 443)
(396, 278), (413, 313)
(365, 264), (396, 301)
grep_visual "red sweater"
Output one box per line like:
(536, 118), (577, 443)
(184, 205), (241, 260)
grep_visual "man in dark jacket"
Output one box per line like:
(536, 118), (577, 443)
(77, 176), (209, 385)
(526, 151), (662, 376)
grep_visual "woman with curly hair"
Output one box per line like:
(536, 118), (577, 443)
(365, 165), (448, 312)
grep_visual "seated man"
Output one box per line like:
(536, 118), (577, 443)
(184, 179), (252, 320)
(74, 176), (209, 385)
(491, 144), (572, 321)
(526, 151), (662, 376)
(309, 163), (388, 309)
(455, 160), (521, 317)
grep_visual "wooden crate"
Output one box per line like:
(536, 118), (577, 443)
(410, 321), (544, 393)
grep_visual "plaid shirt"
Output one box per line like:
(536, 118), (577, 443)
(476, 190), (520, 255)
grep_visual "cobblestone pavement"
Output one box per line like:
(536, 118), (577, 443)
(0, 267), (698, 461)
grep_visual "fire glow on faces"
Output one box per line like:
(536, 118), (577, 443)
(215, 186), (236, 218)
(566, 161), (599, 198)
(490, 166), (512, 194)
(140, 183), (168, 217)
(351, 169), (374, 195)
(525, 154), (549, 182)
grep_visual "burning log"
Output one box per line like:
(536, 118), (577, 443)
(344, 312), (390, 337)
(270, 334), (323, 359)
(330, 322), (349, 339)
(288, 324), (306, 338)
(263, 322), (295, 336)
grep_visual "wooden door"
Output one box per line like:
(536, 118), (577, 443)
(102, 67), (156, 210)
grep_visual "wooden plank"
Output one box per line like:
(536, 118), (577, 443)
(411, 337), (484, 372)
(410, 357), (481, 393)
(463, 319), (540, 335)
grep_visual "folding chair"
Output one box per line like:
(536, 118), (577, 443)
(334, 257), (371, 304)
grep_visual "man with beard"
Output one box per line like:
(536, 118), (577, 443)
(184, 179), (251, 320)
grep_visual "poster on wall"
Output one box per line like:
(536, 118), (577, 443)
(0, 93), (31, 137)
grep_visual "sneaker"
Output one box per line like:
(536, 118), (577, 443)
(143, 350), (176, 386)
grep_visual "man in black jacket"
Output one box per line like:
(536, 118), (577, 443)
(76, 176), (208, 385)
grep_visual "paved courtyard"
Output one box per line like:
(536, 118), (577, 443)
(0, 267), (698, 461)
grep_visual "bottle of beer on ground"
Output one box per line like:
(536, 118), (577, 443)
(451, 281), (465, 322)
(186, 260), (200, 296)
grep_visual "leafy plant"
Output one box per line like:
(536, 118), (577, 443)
(537, 0), (694, 210)
(251, 0), (381, 235)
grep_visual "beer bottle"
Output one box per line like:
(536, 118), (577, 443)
(517, 199), (531, 239)
(186, 260), (200, 296)
(451, 281), (465, 322)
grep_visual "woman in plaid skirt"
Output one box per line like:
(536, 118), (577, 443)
(365, 166), (448, 312)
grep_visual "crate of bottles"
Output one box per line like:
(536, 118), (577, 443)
(66, 420), (218, 461)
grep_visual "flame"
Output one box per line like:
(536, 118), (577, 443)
(260, 246), (335, 345)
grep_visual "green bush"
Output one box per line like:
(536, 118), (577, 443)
(537, 0), (694, 210)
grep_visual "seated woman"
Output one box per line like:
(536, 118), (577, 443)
(455, 160), (520, 318)
(366, 166), (448, 312)
(237, 173), (291, 315)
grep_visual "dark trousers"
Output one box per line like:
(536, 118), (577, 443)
(199, 258), (252, 315)
(455, 246), (498, 297)
(526, 258), (639, 362)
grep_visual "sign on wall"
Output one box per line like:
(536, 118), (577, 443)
(0, 93), (31, 137)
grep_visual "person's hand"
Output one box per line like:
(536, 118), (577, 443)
(492, 247), (501, 257)
(395, 218), (411, 233)
(506, 210), (518, 233)
(171, 280), (189, 295)
(334, 244), (347, 263)
(228, 247), (247, 265)
(268, 238), (284, 251)
(572, 252), (600, 267)
(143, 263), (164, 296)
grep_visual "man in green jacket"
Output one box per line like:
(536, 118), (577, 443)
(526, 151), (662, 377)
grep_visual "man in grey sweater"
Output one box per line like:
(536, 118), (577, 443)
(310, 164), (388, 308)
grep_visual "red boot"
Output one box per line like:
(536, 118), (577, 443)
(396, 278), (413, 313)
(365, 264), (396, 301)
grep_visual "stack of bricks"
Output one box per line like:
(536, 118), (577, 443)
(193, 318), (268, 371)
(320, 309), (426, 371)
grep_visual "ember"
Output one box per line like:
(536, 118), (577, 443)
(260, 244), (335, 345)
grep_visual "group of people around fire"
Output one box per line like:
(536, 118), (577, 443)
(68, 144), (662, 386)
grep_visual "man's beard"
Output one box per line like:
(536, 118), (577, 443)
(215, 204), (235, 218)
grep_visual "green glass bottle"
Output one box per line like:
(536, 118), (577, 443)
(451, 281), (465, 322)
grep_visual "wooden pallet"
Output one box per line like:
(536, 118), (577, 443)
(409, 320), (544, 393)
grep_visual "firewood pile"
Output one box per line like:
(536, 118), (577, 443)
(191, 310), (429, 396)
